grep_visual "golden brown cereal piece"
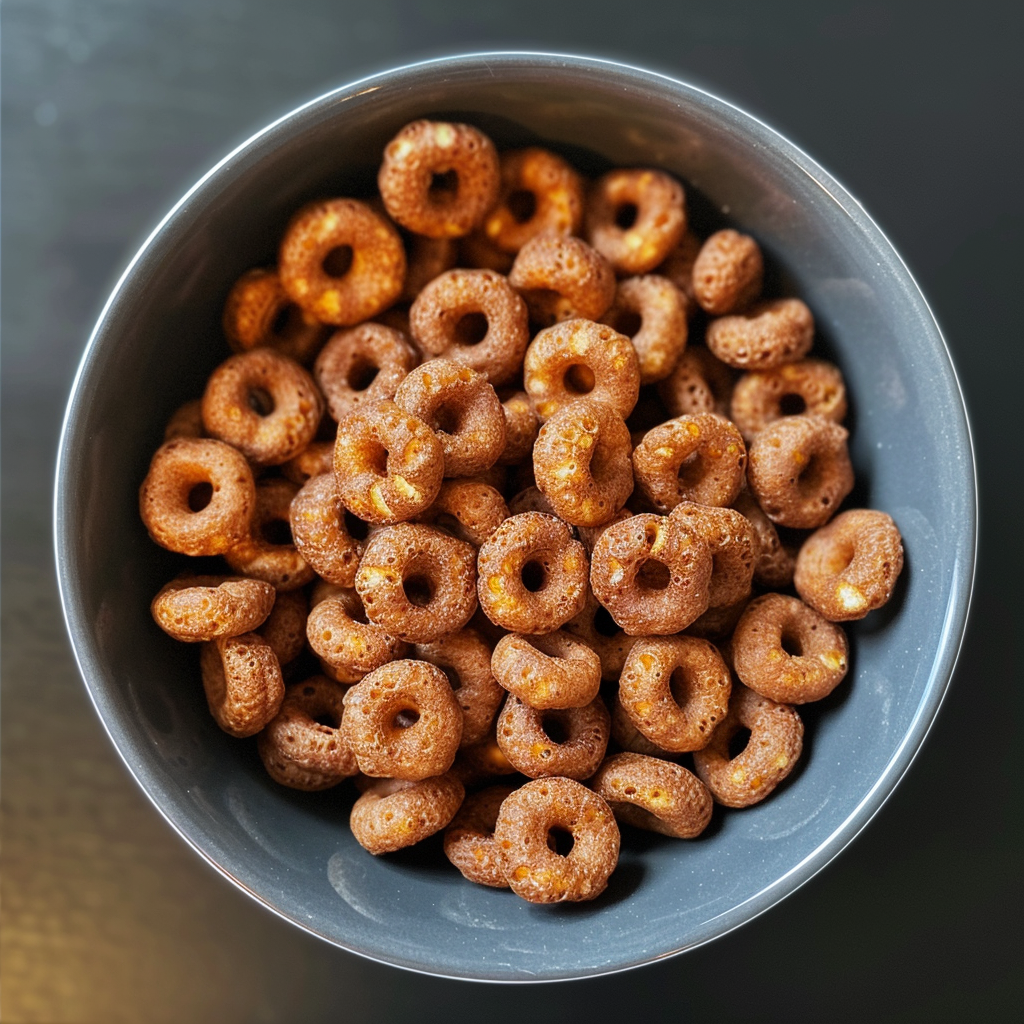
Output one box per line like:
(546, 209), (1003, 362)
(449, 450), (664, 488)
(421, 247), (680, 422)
(691, 230), (764, 315)
(633, 413), (747, 512)
(201, 349), (323, 466)
(656, 229), (702, 312)
(732, 593), (849, 704)
(692, 684), (803, 808)
(413, 478), (509, 547)
(476, 512), (589, 634)
(278, 198), (406, 325)
(497, 389), (539, 466)
(256, 589), (308, 666)
(333, 399), (444, 525)
(289, 473), (364, 587)
(589, 513), (712, 635)
(163, 399), (205, 441)
(668, 502), (757, 608)
(747, 414), (854, 529)
(585, 168), (686, 276)
(524, 319), (640, 422)
(150, 575), (275, 642)
(610, 696), (677, 757)
(281, 440), (334, 486)
(733, 488), (795, 589)
(400, 234), (459, 302)
(794, 509), (904, 621)
(658, 345), (735, 419)
(491, 631), (602, 711)
(494, 777), (620, 904)
(355, 523), (477, 643)
(591, 753), (713, 839)
(378, 120), (499, 238)
(306, 587), (406, 683)
(350, 773), (465, 855)
(200, 632), (284, 738)
(706, 298), (814, 370)
(562, 590), (638, 683)
(139, 438), (255, 556)
(602, 275), (689, 384)
(415, 628), (505, 748)
(458, 230), (516, 274)
(507, 486), (557, 518)
(444, 784), (516, 888)
(409, 269), (529, 387)
(685, 596), (751, 642)
(618, 636), (731, 752)
(257, 676), (358, 790)
(508, 235), (616, 328)
(451, 724), (520, 787)
(393, 359), (506, 478)
(225, 478), (314, 591)
(533, 398), (633, 528)
(342, 659), (463, 779)
(314, 322), (418, 423)
(222, 266), (328, 364)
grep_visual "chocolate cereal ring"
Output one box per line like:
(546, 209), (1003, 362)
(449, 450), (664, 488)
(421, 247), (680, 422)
(451, 726), (519, 788)
(563, 591), (638, 683)
(257, 589), (308, 666)
(289, 473), (365, 588)
(199, 632), (284, 738)
(281, 440), (334, 486)
(306, 588), (406, 683)
(351, 773), (466, 855)
(444, 784), (517, 888)
(507, 486), (556, 518)
(163, 399), (204, 441)
(601, 275), (689, 384)
(706, 298), (814, 370)
(733, 488), (795, 589)
(658, 345), (735, 419)
(150, 575), (275, 642)
(668, 502), (757, 609)
(413, 478), (509, 547)
(400, 234), (459, 302)
(497, 389), (539, 466)
(655, 229), (702, 312)
(610, 696), (676, 757)
(691, 229), (764, 315)
(491, 631), (602, 710)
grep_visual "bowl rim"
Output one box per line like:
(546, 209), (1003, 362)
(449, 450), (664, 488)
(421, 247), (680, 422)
(54, 50), (978, 983)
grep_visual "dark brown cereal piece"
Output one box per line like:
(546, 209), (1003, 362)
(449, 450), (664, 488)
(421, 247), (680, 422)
(494, 777), (620, 904)
(199, 632), (284, 738)
(668, 502), (757, 609)
(400, 234), (459, 302)
(342, 659), (463, 779)
(794, 509), (904, 621)
(658, 345), (735, 419)
(413, 478), (509, 547)
(306, 588), (406, 683)
(151, 575), (275, 642)
(444, 784), (517, 888)
(278, 198), (406, 325)
(692, 684), (803, 808)
(350, 773), (466, 855)
(747, 414), (854, 528)
(655, 228), (702, 312)
(562, 590), (638, 683)
(281, 440), (334, 486)
(450, 725), (519, 787)
(497, 389), (539, 466)
(684, 596), (751, 642)
(591, 753), (713, 839)
(507, 485), (557, 518)
(691, 229), (764, 315)
(732, 487), (795, 589)
(458, 230), (516, 274)
(163, 399), (205, 441)
(139, 438), (255, 556)
(732, 593), (849, 704)
(491, 631), (602, 711)
(355, 523), (477, 643)
(585, 168), (686, 276)
(476, 512), (589, 634)
(288, 473), (365, 587)
(257, 588), (308, 666)
(706, 298), (814, 370)
(378, 120), (499, 238)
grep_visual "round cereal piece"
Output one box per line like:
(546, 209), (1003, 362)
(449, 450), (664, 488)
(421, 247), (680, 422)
(730, 358), (847, 441)
(413, 478), (509, 547)
(201, 349), (323, 466)
(151, 575), (275, 642)
(524, 319), (640, 423)
(601, 275), (689, 384)
(289, 473), (364, 587)
(444, 785), (516, 888)
(458, 230), (515, 274)
(585, 168), (686, 276)
(668, 502), (757, 609)
(163, 399), (205, 441)
(533, 399), (634, 528)
(491, 631), (601, 711)
(409, 269), (529, 387)
(747, 414), (854, 529)
(610, 696), (677, 757)
(507, 485), (556, 518)
(314, 322), (418, 423)
(355, 523), (477, 643)
(618, 636), (731, 752)
(306, 588), (406, 683)
(257, 589), (308, 666)
(257, 676), (358, 790)
(393, 359), (506, 477)
(692, 684), (804, 807)
(281, 440), (334, 486)
(563, 590), (638, 683)
(706, 298), (814, 370)
(691, 229), (764, 315)
(400, 234), (458, 302)
(658, 345), (735, 419)
(575, 507), (633, 556)
(139, 438), (255, 556)
(278, 198), (406, 325)
(378, 120), (499, 238)
(496, 389), (539, 466)
(199, 632), (284, 738)
(508, 234), (616, 328)
(685, 595), (751, 642)
(224, 478), (314, 591)
(333, 399), (444, 525)
(415, 628), (505, 748)
(589, 513), (712, 635)
(476, 512), (589, 634)
(794, 509), (904, 621)
(342, 659), (463, 779)
(733, 487), (795, 589)
(451, 725), (520, 787)
(591, 752), (713, 838)
(655, 229), (702, 311)
(732, 593), (849, 704)
(351, 773), (466, 855)
(494, 777), (619, 903)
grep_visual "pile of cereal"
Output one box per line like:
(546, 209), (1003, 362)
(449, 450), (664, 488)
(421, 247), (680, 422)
(139, 119), (904, 904)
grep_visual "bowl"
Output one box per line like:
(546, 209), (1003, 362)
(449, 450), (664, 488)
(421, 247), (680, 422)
(55, 52), (976, 982)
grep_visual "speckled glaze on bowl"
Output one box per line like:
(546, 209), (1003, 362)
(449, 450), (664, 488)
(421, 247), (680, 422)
(55, 53), (975, 982)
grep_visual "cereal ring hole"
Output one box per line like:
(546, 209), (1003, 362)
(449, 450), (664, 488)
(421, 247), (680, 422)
(429, 169), (460, 206)
(520, 559), (548, 593)
(260, 517), (293, 547)
(669, 666), (693, 708)
(677, 452), (707, 489)
(507, 189), (537, 224)
(563, 363), (596, 396)
(728, 726), (752, 760)
(637, 559), (672, 591)
(615, 203), (639, 230)
(540, 713), (569, 744)
(393, 708), (421, 729)
(322, 245), (354, 279)
(616, 309), (643, 338)
(546, 825), (576, 857)
(402, 572), (435, 608)
(343, 510), (371, 542)
(247, 387), (275, 417)
(453, 311), (489, 346)
(778, 393), (807, 416)
(780, 628), (804, 658)
(440, 665), (463, 692)
(313, 710), (342, 729)
(187, 481), (214, 512)
(346, 358), (380, 392)
(433, 401), (467, 436)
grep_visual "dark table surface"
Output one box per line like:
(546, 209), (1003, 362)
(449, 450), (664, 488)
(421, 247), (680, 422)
(2, 1), (1020, 1020)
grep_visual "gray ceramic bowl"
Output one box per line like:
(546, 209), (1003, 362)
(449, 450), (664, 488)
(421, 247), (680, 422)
(55, 52), (975, 982)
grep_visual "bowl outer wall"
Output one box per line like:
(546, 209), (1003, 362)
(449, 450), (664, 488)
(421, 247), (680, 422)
(54, 53), (976, 982)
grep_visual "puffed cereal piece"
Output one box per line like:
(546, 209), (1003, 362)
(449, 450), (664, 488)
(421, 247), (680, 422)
(497, 389), (539, 466)
(655, 228), (702, 312)
(691, 229), (764, 315)
(705, 298), (814, 370)
(507, 485), (557, 518)
(450, 725), (519, 787)
(668, 502), (757, 609)
(491, 631), (602, 711)
(685, 596), (751, 642)
(378, 120), (499, 238)
(692, 684), (803, 808)
(200, 632), (284, 738)
(733, 487), (795, 589)
(342, 659), (463, 779)
(562, 590), (637, 682)
(413, 478), (509, 547)
(732, 593), (849, 704)
(458, 229), (515, 274)
(351, 773), (466, 855)
(400, 234), (459, 302)
(257, 589), (308, 666)
(610, 696), (677, 757)
(306, 588), (406, 683)
(163, 399), (205, 441)
(658, 345), (735, 419)
(444, 784), (517, 888)
(794, 509), (904, 621)
(494, 777), (620, 904)
(601, 275), (689, 384)
(289, 473), (365, 587)
(476, 512), (589, 634)
(151, 575), (275, 642)
(281, 440), (334, 486)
